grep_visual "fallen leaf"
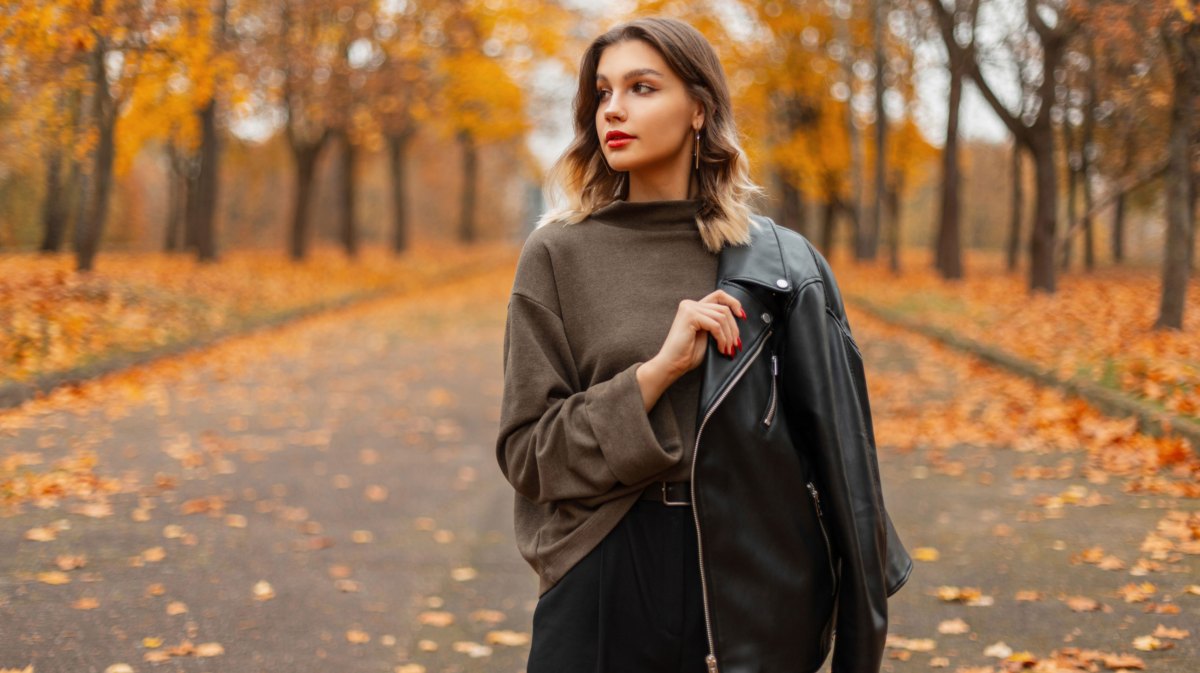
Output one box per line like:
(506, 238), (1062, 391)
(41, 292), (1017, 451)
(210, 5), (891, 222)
(253, 580), (275, 601)
(470, 608), (506, 623)
(73, 597), (100, 610)
(913, 547), (940, 561)
(1152, 624), (1189, 639)
(55, 554), (86, 570)
(418, 611), (455, 627)
(195, 642), (224, 657)
(451, 641), (492, 658)
(937, 618), (970, 635)
(1102, 653), (1146, 669)
(37, 571), (71, 585)
(450, 566), (477, 581)
(1132, 635), (1172, 651)
(346, 630), (370, 644)
(983, 642), (1012, 658)
(485, 630), (530, 646)
(1064, 596), (1101, 612)
(24, 527), (57, 542)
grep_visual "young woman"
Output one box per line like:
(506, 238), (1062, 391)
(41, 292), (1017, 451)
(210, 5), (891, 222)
(495, 16), (911, 673)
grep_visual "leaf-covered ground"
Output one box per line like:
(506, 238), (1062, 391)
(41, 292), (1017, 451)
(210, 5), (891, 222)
(0, 250), (1196, 673)
(837, 249), (1200, 426)
(0, 242), (512, 386)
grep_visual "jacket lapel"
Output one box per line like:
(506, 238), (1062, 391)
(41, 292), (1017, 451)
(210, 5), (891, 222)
(697, 216), (794, 416)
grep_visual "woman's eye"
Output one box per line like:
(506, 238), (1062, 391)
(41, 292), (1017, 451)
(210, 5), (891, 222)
(596, 89), (610, 100)
(633, 83), (654, 94)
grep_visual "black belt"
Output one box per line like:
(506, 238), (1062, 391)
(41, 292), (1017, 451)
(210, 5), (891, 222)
(640, 480), (692, 506)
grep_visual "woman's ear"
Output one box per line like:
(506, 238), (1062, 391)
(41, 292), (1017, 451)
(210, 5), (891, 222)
(693, 102), (705, 132)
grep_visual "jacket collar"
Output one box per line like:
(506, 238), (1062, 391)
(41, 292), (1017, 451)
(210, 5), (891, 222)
(716, 215), (793, 295)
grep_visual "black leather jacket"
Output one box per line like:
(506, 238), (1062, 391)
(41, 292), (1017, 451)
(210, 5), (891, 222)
(688, 215), (912, 673)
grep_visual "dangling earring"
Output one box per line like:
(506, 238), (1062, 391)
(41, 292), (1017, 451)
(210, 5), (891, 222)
(693, 128), (701, 170)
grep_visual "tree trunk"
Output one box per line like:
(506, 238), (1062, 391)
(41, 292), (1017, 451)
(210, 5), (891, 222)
(289, 140), (326, 261)
(1111, 192), (1126, 263)
(887, 171), (902, 274)
(39, 149), (66, 253)
(165, 143), (188, 252)
(1081, 42), (1098, 272)
(388, 130), (412, 254)
(776, 168), (805, 235)
(1155, 25), (1196, 330)
(836, 12), (864, 260)
(457, 128), (478, 243)
(1007, 141), (1022, 272)
(187, 98), (220, 262)
(1061, 122), (1077, 271)
(1029, 133), (1058, 293)
(820, 198), (837, 253)
(338, 130), (358, 258)
(935, 46), (964, 280)
(869, 0), (888, 261)
(75, 25), (114, 274)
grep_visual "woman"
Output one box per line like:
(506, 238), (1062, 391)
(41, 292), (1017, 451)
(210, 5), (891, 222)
(495, 16), (911, 673)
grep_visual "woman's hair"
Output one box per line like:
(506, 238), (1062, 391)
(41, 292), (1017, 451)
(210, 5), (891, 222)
(537, 16), (765, 252)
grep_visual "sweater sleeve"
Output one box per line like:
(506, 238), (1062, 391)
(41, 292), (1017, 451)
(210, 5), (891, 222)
(495, 291), (684, 504)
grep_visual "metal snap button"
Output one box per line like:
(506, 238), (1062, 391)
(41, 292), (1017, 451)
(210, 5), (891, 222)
(775, 278), (789, 288)
(761, 312), (772, 324)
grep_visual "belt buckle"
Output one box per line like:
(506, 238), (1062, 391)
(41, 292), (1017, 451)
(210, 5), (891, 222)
(661, 481), (690, 506)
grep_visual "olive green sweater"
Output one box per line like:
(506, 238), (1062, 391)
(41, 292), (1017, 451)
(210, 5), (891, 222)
(495, 197), (720, 596)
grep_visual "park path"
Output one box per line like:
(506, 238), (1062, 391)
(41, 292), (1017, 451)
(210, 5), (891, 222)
(1, 260), (1196, 673)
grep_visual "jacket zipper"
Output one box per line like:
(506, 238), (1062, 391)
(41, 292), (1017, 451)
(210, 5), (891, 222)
(762, 353), (778, 427)
(691, 327), (773, 673)
(806, 481), (837, 595)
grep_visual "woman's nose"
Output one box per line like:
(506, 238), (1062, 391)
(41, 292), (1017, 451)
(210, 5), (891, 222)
(603, 96), (625, 122)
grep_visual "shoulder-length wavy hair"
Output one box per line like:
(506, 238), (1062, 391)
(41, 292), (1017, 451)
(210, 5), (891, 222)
(537, 16), (765, 253)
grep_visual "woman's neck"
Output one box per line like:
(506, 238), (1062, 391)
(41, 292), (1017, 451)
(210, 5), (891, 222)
(625, 158), (696, 202)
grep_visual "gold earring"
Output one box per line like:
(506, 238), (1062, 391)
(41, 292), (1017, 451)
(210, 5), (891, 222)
(693, 129), (701, 170)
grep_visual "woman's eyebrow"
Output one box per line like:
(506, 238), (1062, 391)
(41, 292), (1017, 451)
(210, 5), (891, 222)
(596, 68), (665, 83)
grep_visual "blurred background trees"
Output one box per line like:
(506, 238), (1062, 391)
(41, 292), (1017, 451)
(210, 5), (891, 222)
(0, 0), (1195, 326)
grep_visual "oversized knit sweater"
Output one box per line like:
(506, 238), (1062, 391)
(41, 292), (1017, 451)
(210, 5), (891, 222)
(495, 197), (720, 596)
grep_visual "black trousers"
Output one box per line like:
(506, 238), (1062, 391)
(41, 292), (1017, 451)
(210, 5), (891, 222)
(526, 498), (710, 673)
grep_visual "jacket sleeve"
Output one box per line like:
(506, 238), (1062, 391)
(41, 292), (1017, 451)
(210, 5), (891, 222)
(780, 243), (911, 673)
(494, 290), (685, 505)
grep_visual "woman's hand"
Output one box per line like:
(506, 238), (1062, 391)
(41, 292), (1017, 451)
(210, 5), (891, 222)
(636, 290), (745, 411)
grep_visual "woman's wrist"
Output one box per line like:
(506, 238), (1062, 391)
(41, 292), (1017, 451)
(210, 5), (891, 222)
(635, 357), (678, 412)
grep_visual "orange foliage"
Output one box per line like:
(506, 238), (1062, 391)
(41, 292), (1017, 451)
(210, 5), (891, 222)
(835, 248), (1200, 424)
(0, 241), (510, 384)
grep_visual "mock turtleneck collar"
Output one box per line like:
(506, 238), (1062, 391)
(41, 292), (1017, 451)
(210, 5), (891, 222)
(589, 198), (701, 229)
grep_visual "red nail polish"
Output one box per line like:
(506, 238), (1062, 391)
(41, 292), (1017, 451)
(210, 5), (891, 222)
(737, 337), (742, 348)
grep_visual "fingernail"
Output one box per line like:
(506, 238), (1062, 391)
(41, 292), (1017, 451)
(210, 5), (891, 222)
(739, 309), (746, 319)
(737, 337), (742, 349)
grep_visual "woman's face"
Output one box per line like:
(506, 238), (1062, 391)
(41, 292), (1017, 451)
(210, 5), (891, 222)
(594, 39), (703, 178)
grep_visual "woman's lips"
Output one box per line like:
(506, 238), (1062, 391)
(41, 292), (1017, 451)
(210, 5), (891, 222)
(605, 131), (635, 148)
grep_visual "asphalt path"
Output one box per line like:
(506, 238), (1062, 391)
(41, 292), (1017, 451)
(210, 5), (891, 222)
(2, 266), (1196, 673)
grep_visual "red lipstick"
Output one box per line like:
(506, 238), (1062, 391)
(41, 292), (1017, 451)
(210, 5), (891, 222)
(605, 130), (635, 147)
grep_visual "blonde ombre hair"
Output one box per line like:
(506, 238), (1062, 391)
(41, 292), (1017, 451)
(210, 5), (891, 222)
(537, 17), (765, 253)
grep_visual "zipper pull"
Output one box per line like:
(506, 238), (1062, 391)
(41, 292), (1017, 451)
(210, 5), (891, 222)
(706, 653), (719, 672)
(771, 354), (778, 376)
(807, 481), (823, 516)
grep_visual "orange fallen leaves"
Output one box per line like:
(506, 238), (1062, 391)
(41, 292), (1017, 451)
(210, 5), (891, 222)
(838, 249), (1200, 427)
(0, 243), (512, 386)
